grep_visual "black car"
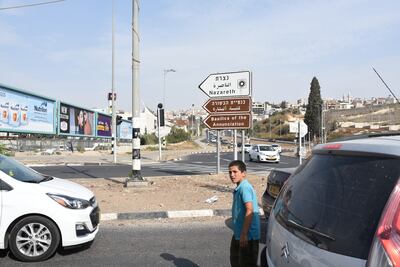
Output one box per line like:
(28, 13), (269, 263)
(261, 167), (296, 218)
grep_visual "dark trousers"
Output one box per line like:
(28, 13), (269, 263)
(230, 235), (259, 267)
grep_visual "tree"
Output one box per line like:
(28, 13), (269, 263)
(304, 77), (323, 140)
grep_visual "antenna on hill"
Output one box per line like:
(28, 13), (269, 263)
(372, 67), (400, 104)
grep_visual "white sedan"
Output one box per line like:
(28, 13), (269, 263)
(249, 144), (280, 163)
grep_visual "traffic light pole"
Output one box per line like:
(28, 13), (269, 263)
(157, 107), (162, 161)
(111, 0), (117, 164)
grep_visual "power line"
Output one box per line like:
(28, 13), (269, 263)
(0, 0), (66, 11)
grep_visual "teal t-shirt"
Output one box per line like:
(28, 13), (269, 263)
(232, 179), (260, 240)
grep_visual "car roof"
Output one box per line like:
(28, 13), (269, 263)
(314, 134), (400, 157)
(271, 167), (297, 174)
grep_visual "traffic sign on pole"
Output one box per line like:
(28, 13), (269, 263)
(203, 113), (251, 129)
(198, 71), (251, 98)
(202, 97), (251, 114)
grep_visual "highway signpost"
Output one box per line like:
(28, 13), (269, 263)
(289, 120), (309, 165)
(199, 71), (252, 172)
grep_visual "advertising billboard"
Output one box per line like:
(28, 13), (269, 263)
(0, 85), (56, 134)
(59, 103), (95, 136)
(96, 113), (112, 137)
(118, 120), (132, 139)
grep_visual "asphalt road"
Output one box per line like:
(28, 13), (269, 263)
(0, 219), (268, 267)
(32, 152), (299, 179)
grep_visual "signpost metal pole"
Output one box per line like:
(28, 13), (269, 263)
(299, 121), (302, 165)
(241, 130), (245, 162)
(233, 129), (237, 160)
(217, 130), (221, 174)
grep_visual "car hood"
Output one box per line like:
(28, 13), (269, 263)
(260, 151), (278, 156)
(38, 177), (94, 200)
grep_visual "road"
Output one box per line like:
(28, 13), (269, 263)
(0, 219), (268, 266)
(32, 152), (299, 179)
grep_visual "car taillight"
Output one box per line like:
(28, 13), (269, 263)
(367, 179), (400, 267)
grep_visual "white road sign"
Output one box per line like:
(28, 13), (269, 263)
(198, 71), (251, 98)
(289, 120), (308, 137)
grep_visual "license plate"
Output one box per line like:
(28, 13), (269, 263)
(268, 185), (280, 197)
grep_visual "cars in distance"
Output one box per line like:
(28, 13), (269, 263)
(248, 144), (280, 163)
(0, 155), (99, 262)
(271, 144), (282, 153)
(263, 134), (400, 267)
(261, 167), (296, 218)
(238, 143), (252, 153)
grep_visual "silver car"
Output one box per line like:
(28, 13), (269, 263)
(263, 134), (400, 267)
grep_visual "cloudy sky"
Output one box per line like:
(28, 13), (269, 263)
(0, 0), (399, 112)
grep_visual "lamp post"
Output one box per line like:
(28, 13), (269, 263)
(163, 69), (176, 109)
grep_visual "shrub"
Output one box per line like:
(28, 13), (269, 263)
(166, 126), (191, 143)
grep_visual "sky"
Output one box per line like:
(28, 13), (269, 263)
(0, 0), (399, 112)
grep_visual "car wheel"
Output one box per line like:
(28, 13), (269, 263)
(9, 216), (60, 262)
(257, 156), (261, 163)
(249, 154), (252, 161)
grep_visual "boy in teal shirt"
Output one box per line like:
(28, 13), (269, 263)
(229, 160), (260, 267)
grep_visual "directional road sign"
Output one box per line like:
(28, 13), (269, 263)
(203, 113), (251, 129)
(198, 71), (251, 98)
(203, 97), (251, 114)
(289, 120), (308, 137)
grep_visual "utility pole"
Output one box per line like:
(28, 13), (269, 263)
(111, 0), (117, 164)
(126, 0), (146, 186)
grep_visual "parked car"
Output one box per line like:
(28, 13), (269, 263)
(0, 154), (99, 262)
(249, 144), (280, 163)
(271, 144), (282, 153)
(262, 134), (400, 267)
(261, 167), (296, 218)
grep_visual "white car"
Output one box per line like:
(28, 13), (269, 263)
(0, 155), (99, 262)
(249, 144), (280, 163)
(271, 144), (282, 153)
(239, 144), (252, 153)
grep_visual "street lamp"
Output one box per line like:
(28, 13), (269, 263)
(163, 68), (176, 109)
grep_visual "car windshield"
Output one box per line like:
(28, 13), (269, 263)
(259, 146), (274, 151)
(0, 155), (49, 183)
(274, 153), (400, 259)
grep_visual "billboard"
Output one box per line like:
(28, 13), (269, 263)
(59, 103), (95, 136)
(118, 120), (132, 139)
(96, 113), (112, 137)
(0, 85), (56, 134)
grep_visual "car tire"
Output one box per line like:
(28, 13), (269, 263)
(9, 215), (60, 262)
(257, 156), (261, 163)
(249, 154), (252, 161)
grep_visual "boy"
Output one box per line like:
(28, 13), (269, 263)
(228, 160), (260, 267)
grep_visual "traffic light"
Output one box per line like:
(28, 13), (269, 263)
(158, 103), (165, 127)
(162, 137), (166, 147)
(116, 115), (123, 125)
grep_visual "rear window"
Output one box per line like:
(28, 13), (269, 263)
(274, 153), (400, 259)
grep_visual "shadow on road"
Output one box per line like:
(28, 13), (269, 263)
(160, 252), (200, 267)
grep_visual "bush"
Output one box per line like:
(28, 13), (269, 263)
(0, 144), (14, 156)
(166, 126), (191, 143)
(76, 144), (85, 153)
(140, 133), (158, 145)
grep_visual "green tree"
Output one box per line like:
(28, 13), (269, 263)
(166, 126), (191, 143)
(304, 77), (323, 140)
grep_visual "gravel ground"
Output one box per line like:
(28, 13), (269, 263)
(72, 173), (267, 214)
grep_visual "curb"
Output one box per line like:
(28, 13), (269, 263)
(100, 208), (265, 221)
(100, 209), (231, 221)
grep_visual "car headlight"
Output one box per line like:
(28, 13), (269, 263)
(47, 193), (91, 209)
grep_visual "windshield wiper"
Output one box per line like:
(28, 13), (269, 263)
(39, 175), (54, 183)
(287, 219), (335, 241)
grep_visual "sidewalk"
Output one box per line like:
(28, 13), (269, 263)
(14, 147), (269, 222)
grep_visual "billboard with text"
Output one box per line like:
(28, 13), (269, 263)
(96, 113), (112, 137)
(118, 120), (132, 139)
(59, 103), (95, 136)
(0, 85), (56, 134)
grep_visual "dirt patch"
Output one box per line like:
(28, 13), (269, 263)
(73, 173), (267, 213)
